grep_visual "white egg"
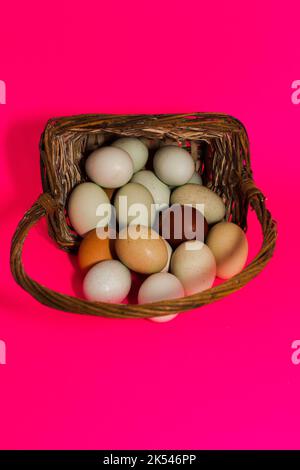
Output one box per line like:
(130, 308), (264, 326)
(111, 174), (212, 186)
(131, 170), (170, 210)
(68, 182), (111, 236)
(170, 184), (225, 225)
(114, 182), (155, 228)
(112, 137), (148, 173)
(187, 172), (203, 185)
(83, 260), (131, 303)
(153, 146), (195, 186)
(85, 146), (133, 188)
(171, 240), (216, 295)
(138, 272), (184, 322)
(161, 240), (172, 272)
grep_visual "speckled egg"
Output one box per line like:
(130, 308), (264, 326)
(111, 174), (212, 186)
(83, 260), (131, 303)
(170, 184), (225, 225)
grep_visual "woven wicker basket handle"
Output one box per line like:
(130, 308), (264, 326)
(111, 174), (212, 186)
(10, 193), (152, 318)
(10, 185), (277, 319)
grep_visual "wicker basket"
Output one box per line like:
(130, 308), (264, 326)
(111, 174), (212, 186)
(10, 113), (277, 319)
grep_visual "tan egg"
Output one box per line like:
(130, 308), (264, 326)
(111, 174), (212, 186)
(171, 240), (216, 295)
(170, 184), (225, 225)
(78, 228), (116, 271)
(114, 182), (155, 228)
(115, 225), (168, 274)
(206, 222), (248, 279)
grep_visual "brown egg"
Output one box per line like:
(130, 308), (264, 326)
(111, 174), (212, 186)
(206, 222), (248, 279)
(158, 204), (208, 248)
(115, 225), (168, 274)
(78, 228), (115, 271)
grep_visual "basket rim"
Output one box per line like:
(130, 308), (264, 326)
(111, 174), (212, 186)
(10, 112), (277, 318)
(41, 112), (248, 138)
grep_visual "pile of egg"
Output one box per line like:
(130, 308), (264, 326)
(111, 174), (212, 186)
(68, 137), (248, 322)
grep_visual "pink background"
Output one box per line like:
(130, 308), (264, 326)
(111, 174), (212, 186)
(0, 0), (299, 450)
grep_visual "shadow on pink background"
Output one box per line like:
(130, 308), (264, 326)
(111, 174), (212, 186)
(0, 0), (299, 449)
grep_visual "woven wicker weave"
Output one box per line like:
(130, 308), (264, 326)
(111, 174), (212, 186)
(10, 113), (277, 318)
